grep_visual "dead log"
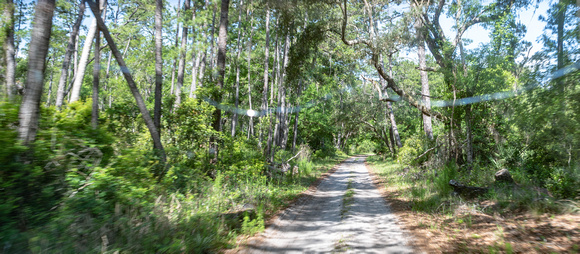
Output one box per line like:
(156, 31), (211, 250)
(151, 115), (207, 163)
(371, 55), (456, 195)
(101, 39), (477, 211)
(449, 179), (489, 199)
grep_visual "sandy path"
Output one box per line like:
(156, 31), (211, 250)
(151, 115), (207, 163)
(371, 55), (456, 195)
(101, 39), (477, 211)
(242, 156), (413, 253)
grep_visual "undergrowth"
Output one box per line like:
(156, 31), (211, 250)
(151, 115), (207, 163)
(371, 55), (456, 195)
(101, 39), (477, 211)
(366, 155), (579, 216)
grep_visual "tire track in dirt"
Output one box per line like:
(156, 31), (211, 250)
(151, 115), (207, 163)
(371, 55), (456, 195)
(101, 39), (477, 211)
(241, 156), (414, 253)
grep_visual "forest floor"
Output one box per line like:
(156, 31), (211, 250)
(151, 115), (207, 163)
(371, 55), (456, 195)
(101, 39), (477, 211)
(366, 160), (580, 253)
(234, 156), (414, 253)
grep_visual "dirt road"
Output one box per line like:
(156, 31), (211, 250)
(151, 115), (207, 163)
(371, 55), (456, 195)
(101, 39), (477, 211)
(242, 156), (414, 253)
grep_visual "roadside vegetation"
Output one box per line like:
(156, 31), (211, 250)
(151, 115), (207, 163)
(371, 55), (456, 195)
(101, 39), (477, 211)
(367, 155), (580, 253)
(0, 100), (349, 253)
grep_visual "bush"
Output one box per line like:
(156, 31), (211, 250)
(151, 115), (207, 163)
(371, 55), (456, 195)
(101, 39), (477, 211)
(434, 163), (458, 196)
(397, 135), (428, 165)
(546, 167), (580, 199)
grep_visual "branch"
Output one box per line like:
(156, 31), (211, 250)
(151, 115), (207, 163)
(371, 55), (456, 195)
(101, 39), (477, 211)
(415, 66), (438, 72)
(411, 145), (439, 162)
(340, 0), (372, 47)
(361, 75), (398, 102)
(374, 58), (449, 122)
(286, 150), (302, 163)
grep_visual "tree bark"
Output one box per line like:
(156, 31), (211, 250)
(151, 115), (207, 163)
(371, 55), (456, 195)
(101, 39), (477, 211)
(276, 32), (290, 149)
(246, 4), (254, 138)
(91, 0), (102, 129)
(69, 13), (101, 103)
(259, 5), (270, 145)
(170, 0), (181, 95)
(174, 0), (190, 107)
(291, 79), (302, 152)
(55, 0), (84, 108)
(414, 9), (433, 140)
(232, 0), (244, 137)
(384, 54), (402, 147)
(18, 0), (55, 146)
(154, 0), (163, 133)
(270, 18), (279, 106)
(3, 0), (16, 100)
(556, 0), (565, 70)
(261, 5), (270, 112)
(208, 0), (218, 77)
(86, 0), (166, 168)
(213, 0), (230, 134)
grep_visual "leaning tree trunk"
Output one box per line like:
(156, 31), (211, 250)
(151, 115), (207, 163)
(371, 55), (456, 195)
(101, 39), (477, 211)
(174, 0), (190, 107)
(69, 10), (102, 103)
(86, 0), (166, 168)
(18, 0), (55, 147)
(3, 0), (16, 100)
(154, 0), (163, 132)
(55, 0), (84, 108)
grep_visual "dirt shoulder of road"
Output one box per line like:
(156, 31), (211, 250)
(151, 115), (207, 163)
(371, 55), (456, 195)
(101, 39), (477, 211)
(366, 162), (580, 253)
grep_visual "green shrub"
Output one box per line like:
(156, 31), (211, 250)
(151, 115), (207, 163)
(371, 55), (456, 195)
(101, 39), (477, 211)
(397, 135), (428, 165)
(434, 163), (458, 196)
(546, 167), (580, 199)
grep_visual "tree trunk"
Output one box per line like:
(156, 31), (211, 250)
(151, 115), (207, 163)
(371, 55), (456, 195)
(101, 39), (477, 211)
(556, 0), (565, 70)
(213, 0), (230, 135)
(291, 79), (302, 152)
(208, 0), (218, 77)
(174, 0), (190, 107)
(154, 0), (163, 132)
(170, 0), (181, 95)
(246, 4), (254, 138)
(91, 1), (102, 129)
(383, 54), (402, 148)
(69, 14), (100, 103)
(258, 5), (270, 145)
(18, 0), (55, 146)
(45, 70), (54, 106)
(189, 51), (201, 98)
(197, 0), (209, 90)
(270, 18), (279, 106)
(232, 0), (244, 137)
(414, 14), (433, 140)
(465, 104), (474, 166)
(55, 0), (84, 108)
(3, 0), (16, 100)
(86, 0), (166, 169)
(280, 32), (291, 149)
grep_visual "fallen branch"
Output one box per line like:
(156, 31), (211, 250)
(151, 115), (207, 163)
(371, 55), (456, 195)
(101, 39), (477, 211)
(411, 145), (439, 162)
(286, 150), (302, 163)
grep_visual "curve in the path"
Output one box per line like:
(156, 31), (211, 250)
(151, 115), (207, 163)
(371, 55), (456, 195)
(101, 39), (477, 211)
(242, 156), (414, 254)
